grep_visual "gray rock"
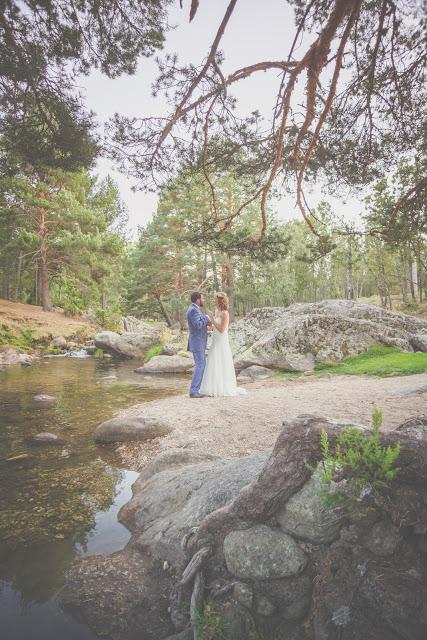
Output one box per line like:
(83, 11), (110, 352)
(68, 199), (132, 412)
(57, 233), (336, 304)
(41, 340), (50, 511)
(119, 453), (268, 564)
(161, 343), (180, 356)
(135, 354), (194, 374)
(396, 415), (427, 440)
(33, 394), (57, 402)
(276, 466), (347, 544)
(137, 448), (221, 482)
(94, 322), (168, 358)
(50, 336), (68, 349)
(410, 333), (427, 352)
(223, 524), (307, 580)
(222, 604), (258, 640)
(233, 582), (253, 609)
(0, 346), (35, 367)
(229, 299), (427, 372)
(94, 416), (172, 443)
(31, 432), (61, 444)
(362, 519), (402, 556)
(256, 595), (276, 616)
(390, 382), (427, 397)
(237, 365), (275, 381)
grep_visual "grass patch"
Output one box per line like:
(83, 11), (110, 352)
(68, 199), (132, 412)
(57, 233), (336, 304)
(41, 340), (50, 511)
(0, 326), (36, 350)
(144, 343), (163, 362)
(275, 345), (427, 379)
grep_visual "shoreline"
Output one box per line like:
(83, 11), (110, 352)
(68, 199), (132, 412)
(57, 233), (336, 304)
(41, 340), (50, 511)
(114, 371), (427, 470)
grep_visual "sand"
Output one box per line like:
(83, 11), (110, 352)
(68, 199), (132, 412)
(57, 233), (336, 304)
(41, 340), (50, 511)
(115, 372), (427, 470)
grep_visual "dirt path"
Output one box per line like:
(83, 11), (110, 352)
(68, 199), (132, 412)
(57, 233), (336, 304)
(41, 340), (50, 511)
(116, 372), (427, 469)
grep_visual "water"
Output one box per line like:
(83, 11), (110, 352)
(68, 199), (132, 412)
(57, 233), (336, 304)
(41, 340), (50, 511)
(0, 357), (187, 639)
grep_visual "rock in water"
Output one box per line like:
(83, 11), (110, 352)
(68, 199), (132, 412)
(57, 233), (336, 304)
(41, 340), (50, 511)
(229, 299), (427, 371)
(135, 354), (194, 374)
(31, 432), (61, 445)
(50, 336), (68, 349)
(33, 394), (57, 401)
(94, 416), (172, 443)
(94, 322), (168, 359)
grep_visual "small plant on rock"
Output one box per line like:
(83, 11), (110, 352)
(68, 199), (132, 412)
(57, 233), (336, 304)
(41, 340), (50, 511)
(195, 602), (225, 640)
(317, 409), (401, 498)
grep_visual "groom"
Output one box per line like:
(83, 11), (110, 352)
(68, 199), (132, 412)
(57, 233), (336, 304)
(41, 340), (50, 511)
(187, 291), (212, 398)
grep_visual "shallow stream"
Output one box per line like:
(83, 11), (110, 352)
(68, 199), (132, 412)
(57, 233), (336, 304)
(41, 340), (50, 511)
(0, 356), (187, 639)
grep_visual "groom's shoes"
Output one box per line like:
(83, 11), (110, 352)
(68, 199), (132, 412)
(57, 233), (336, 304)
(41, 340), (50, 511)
(189, 392), (202, 398)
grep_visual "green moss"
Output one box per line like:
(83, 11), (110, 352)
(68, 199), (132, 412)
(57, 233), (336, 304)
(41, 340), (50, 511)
(144, 343), (163, 362)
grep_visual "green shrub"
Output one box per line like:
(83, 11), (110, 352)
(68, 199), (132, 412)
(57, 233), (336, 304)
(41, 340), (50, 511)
(144, 343), (163, 362)
(316, 409), (401, 495)
(94, 348), (104, 358)
(195, 603), (225, 640)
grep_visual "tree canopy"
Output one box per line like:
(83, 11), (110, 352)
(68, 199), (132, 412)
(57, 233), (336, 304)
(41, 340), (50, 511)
(109, 0), (426, 249)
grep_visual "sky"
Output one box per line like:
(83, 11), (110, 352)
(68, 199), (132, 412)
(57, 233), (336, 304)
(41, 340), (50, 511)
(79, 0), (365, 238)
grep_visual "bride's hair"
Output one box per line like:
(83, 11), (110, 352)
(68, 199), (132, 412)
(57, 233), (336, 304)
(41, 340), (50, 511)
(215, 291), (229, 311)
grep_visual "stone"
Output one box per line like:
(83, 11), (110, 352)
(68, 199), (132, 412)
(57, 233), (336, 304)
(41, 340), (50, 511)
(94, 322), (168, 358)
(33, 394), (57, 401)
(119, 453), (268, 564)
(233, 582), (253, 609)
(94, 416), (172, 443)
(390, 382), (427, 397)
(223, 524), (307, 580)
(31, 432), (61, 445)
(256, 595), (276, 616)
(137, 448), (221, 483)
(396, 415), (427, 440)
(135, 354), (194, 374)
(0, 346), (35, 367)
(237, 365), (275, 381)
(257, 573), (312, 621)
(50, 336), (68, 349)
(410, 333), (427, 352)
(362, 519), (402, 556)
(161, 343), (180, 356)
(222, 604), (258, 640)
(276, 466), (347, 544)
(229, 299), (427, 371)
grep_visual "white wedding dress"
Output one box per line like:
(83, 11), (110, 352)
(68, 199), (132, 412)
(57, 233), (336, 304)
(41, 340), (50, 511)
(200, 313), (247, 397)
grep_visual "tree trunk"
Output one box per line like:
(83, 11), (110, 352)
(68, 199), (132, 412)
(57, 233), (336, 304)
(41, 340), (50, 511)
(346, 237), (355, 300)
(400, 251), (408, 304)
(411, 260), (418, 300)
(38, 204), (52, 311)
(155, 294), (172, 327)
(221, 254), (235, 322)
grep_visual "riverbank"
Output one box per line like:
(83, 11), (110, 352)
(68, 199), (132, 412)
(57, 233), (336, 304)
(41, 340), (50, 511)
(0, 298), (96, 348)
(115, 371), (427, 470)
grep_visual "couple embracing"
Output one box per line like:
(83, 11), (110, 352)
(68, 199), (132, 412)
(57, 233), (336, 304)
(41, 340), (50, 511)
(187, 291), (246, 398)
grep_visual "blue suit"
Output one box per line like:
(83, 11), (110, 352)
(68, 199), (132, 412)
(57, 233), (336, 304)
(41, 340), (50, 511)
(187, 303), (211, 395)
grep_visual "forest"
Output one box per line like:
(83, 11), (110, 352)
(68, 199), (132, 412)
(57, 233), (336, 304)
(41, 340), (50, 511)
(0, 0), (426, 329)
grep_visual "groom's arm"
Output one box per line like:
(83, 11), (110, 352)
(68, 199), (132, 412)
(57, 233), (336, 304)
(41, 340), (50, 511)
(189, 306), (211, 329)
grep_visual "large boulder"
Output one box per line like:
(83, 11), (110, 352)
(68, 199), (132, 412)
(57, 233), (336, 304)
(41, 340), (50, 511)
(118, 453), (268, 564)
(229, 299), (427, 371)
(94, 322), (168, 358)
(135, 354), (194, 374)
(94, 416), (172, 443)
(61, 415), (427, 640)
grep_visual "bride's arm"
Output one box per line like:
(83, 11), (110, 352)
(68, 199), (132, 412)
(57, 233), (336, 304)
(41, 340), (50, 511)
(212, 310), (229, 333)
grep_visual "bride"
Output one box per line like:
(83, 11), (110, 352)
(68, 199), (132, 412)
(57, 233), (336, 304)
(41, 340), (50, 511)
(199, 292), (247, 397)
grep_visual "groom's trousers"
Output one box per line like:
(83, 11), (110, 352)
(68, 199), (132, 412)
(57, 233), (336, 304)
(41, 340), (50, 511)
(190, 349), (206, 395)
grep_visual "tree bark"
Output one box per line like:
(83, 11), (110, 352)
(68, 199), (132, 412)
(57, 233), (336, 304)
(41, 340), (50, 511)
(38, 203), (52, 311)
(155, 294), (172, 327)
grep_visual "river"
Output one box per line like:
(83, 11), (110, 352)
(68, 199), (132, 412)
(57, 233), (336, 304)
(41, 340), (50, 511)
(0, 355), (187, 640)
